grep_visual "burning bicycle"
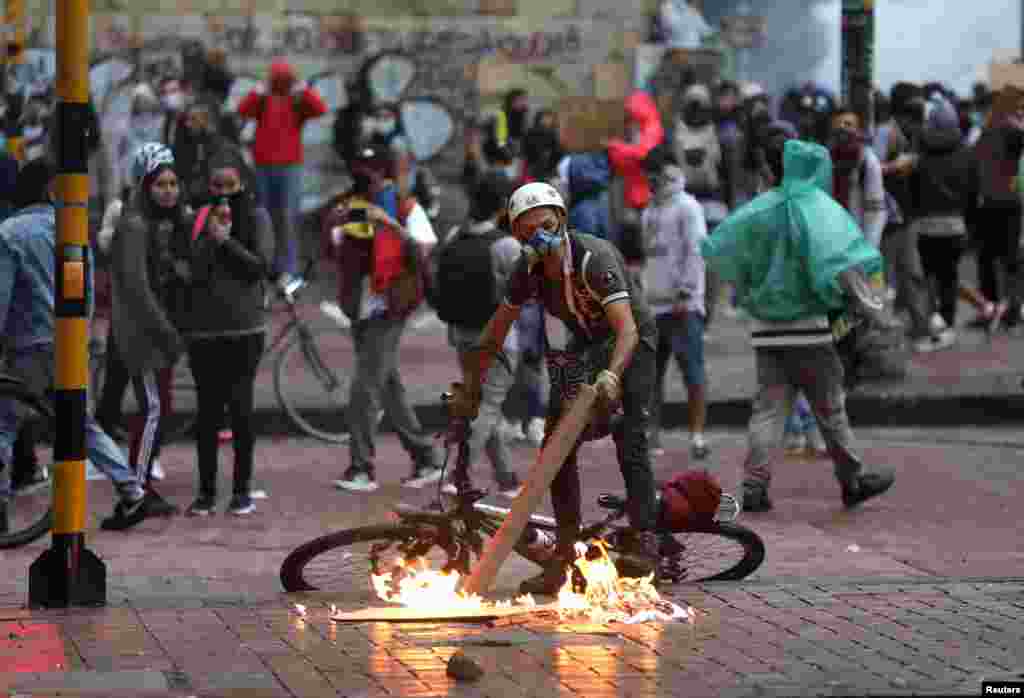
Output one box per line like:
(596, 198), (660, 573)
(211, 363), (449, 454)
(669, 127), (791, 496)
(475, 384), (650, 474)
(280, 392), (765, 601)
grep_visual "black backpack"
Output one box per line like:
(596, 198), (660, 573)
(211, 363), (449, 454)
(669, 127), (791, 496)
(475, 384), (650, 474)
(433, 228), (505, 329)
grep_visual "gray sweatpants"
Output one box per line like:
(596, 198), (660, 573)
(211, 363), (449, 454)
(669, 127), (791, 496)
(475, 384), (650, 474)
(882, 224), (931, 339)
(348, 316), (436, 473)
(743, 344), (868, 488)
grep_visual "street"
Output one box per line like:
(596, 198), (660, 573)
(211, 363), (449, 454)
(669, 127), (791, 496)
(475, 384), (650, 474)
(1, 427), (1021, 696)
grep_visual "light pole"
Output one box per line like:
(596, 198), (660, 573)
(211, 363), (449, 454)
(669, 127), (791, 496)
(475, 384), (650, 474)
(28, 0), (106, 609)
(841, 0), (875, 133)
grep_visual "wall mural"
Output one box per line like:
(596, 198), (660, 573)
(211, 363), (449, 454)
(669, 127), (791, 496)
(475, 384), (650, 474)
(14, 13), (609, 215)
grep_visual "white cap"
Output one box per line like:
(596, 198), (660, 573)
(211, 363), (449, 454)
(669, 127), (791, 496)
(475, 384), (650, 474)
(507, 182), (566, 227)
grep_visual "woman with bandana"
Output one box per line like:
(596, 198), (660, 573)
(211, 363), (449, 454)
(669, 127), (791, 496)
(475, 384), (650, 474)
(450, 181), (661, 596)
(178, 147), (274, 517)
(109, 143), (190, 517)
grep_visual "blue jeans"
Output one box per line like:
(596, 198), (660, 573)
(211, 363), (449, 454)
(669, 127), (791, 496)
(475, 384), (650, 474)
(255, 165), (303, 276)
(0, 345), (143, 503)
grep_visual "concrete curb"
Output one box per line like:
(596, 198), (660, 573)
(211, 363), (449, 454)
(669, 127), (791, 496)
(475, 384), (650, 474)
(224, 391), (1024, 443)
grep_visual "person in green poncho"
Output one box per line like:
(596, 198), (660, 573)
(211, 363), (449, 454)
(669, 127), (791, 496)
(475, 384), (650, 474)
(700, 133), (896, 512)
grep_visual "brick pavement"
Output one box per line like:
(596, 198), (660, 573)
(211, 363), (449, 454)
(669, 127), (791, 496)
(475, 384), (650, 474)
(1, 577), (1021, 696)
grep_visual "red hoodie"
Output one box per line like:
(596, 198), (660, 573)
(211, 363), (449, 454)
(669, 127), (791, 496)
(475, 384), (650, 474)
(606, 92), (664, 209)
(238, 59), (328, 166)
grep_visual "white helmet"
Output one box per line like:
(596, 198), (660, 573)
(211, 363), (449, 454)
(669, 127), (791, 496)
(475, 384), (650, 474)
(507, 182), (566, 227)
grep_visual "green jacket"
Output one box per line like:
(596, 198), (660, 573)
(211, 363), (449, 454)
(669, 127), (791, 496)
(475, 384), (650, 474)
(700, 140), (882, 323)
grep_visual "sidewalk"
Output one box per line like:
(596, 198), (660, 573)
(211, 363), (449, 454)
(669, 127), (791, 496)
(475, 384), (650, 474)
(104, 259), (1024, 440)
(1, 577), (1020, 696)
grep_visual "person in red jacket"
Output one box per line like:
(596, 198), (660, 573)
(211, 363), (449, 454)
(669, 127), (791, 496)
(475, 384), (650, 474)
(237, 58), (327, 277)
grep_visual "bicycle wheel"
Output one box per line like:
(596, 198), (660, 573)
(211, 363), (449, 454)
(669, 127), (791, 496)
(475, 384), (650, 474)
(0, 384), (54, 550)
(280, 524), (453, 593)
(656, 521), (765, 584)
(274, 326), (353, 443)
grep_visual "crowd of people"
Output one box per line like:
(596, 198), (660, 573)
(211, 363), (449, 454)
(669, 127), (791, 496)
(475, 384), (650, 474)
(0, 41), (1020, 595)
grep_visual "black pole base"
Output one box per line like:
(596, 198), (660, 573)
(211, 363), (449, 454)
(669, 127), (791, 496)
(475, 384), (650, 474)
(29, 533), (106, 608)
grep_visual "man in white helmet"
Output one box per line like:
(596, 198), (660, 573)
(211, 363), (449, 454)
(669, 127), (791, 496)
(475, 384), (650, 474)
(451, 181), (661, 595)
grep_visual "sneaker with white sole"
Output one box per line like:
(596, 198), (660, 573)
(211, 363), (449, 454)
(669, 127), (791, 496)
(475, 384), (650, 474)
(149, 458), (165, 481)
(929, 313), (947, 335)
(401, 466), (443, 489)
(525, 418), (545, 447)
(913, 329), (956, 353)
(227, 494), (255, 516)
(334, 466), (379, 492)
(690, 434), (710, 460)
(249, 485), (268, 500)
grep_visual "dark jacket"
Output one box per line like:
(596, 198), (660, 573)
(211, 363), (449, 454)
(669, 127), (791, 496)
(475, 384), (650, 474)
(567, 152), (613, 244)
(172, 128), (228, 209)
(972, 125), (1024, 209)
(179, 198), (273, 338)
(109, 203), (189, 375)
(909, 126), (976, 221)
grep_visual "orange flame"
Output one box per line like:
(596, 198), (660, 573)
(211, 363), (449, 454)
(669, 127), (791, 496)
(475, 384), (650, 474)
(558, 540), (695, 624)
(371, 557), (536, 611)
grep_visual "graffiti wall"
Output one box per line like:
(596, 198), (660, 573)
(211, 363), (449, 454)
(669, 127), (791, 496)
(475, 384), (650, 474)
(14, 12), (626, 214)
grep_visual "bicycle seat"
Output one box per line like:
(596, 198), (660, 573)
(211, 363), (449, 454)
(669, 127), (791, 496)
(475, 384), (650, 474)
(597, 493), (626, 511)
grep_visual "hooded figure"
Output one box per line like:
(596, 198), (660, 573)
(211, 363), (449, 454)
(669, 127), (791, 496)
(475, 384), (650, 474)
(607, 92), (665, 211)
(673, 84), (723, 209)
(567, 151), (613, 243)
(701, 140), (882, 325)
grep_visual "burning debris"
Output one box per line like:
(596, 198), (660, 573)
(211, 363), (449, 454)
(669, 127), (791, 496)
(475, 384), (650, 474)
(337, 539), (696, 626)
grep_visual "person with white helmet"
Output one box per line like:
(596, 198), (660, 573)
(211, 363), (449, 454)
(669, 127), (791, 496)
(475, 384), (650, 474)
(450, 181), (661, 596)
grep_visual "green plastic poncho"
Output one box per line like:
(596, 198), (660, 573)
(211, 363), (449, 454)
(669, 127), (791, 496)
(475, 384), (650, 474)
(701, 140), (883, 323)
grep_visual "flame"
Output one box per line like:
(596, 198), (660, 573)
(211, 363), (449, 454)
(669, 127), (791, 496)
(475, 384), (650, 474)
(370, 557), (536, 612)
(557, 540), (695, 625)
(366, 542), (695, 626)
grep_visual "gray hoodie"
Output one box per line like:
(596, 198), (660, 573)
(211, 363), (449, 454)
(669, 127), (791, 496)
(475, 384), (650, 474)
(641, 165), (708, 317)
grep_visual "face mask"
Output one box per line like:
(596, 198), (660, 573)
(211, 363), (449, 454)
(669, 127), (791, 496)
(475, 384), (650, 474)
(161, 92), (185, 112)
(525, 225), (563, 257)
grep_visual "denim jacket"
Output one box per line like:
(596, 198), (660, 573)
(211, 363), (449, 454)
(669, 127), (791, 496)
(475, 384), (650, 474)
(0, 204), (92, 353)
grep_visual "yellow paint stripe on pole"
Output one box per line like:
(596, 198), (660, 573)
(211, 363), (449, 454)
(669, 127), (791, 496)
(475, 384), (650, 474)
(52, 459), (86, 534)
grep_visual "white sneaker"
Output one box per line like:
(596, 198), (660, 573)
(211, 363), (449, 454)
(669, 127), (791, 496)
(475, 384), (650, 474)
(929, 313), (947, 335)
(320, 300), (351, 329)
(249, 485), (268, 500)
(149, 458), (165, 481)
(525, 418), (545, 447)
(914, 329), (956, 353)
(401, 467), (443, 489)
(334, 467), (379, 493)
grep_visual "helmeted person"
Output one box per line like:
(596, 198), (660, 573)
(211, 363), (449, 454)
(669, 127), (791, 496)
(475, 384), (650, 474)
(450, 181), (661, 596)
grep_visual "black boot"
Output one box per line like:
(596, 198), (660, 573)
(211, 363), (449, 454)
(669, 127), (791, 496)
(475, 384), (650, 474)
(519, 541), (583, 596)
(840, 470), (895, 509)
(615, 530), (661, 580)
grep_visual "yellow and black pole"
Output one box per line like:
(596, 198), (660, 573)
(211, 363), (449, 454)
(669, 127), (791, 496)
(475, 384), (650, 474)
(3, 0), (25, 161)
(840, 0), (876, 134)
(28, 0), (106, 608)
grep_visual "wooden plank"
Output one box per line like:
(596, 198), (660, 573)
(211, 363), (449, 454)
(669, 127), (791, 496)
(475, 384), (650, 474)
(463, 385), (598, 596)
(331, 602), (559, 623)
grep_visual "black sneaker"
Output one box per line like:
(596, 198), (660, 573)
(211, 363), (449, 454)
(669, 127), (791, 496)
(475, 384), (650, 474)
(143, 488), (179, 517)
(227, 494), (255, 516)
(186, 495), (217, 517)
(99, 495), (150, 531)
(840, 471), (895, 509)
(742, 480), (774, 512)
(12, 465), (48, 495)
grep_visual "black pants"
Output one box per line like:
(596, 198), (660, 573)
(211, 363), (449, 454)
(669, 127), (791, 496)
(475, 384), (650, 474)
(918, 235), (966, 328)
(975, 204), (1022, 310)
(95, 325), (131, 434)
(547, 341), (658, 544)
(188, 332), (264, 498)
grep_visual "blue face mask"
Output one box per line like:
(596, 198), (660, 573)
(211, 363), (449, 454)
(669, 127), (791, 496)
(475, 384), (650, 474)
(525, 226), (563, 257)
